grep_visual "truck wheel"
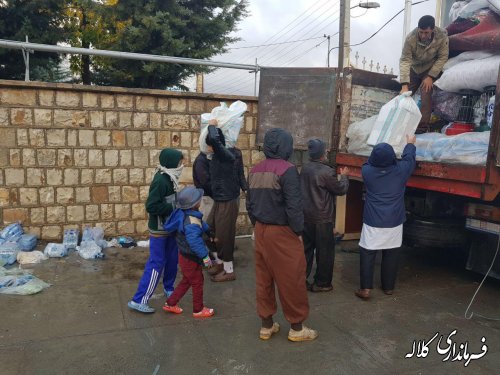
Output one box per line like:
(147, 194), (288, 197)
(403, 214), (469, 249)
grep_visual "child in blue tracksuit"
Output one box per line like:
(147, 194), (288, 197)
(162, 186), (216, 318)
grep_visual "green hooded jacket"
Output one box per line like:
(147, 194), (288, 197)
(146, 148), (184, 234)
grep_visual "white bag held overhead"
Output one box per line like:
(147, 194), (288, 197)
(367, 92), (422, 156)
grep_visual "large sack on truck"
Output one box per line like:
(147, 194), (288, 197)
(435, 54), (500, 92)
(346, 115), (377, 156)
(430, 131), (490, 165)
(367, 92), (421, 156)
(448, 11), (500, 52)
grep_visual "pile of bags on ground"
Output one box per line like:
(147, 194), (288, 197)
(0, 223), (39, 266)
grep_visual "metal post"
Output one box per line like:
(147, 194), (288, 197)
(254, 58), (258, 96)
(403, 0), (412, 44)
(22, 35), (31, 82)
(325, 34), (331, 67)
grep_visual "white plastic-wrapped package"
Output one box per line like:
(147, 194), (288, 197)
(367, 92), (422, 156)
(346, 115), (377, 156)
(430, 131), (490, 165)
(458, 0), (490, 18)
(436, 55), (500, 93)
(199, 101), (247, 154)
(415, 133), (447, 161)
(443, 50), (495, 70)
(17, 251), (47, 265)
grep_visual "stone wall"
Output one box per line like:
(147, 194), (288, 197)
(0, 80), (261, 240)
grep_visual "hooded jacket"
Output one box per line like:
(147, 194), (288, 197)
(362, 143), (416, 228)
(399, 26), (449, 84)
(300, 160), (349, 224)
(246, 128), (303, 234)
(193, 152), (212, 198)
(210, 147), (248, 202)
(164, 209), (210, 264)
(146, 148), (184, 234)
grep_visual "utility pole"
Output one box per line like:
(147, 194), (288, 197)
(324, 34), (331, 67)
(403, 0), (412, 44)
(338, 0), (351, 71)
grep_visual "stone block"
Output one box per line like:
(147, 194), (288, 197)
(105, 111), (118, 127)
(81, 169), (94, 185)
(54, 110), (87, 127)
(157, 98), (169, 112)
(191, 134), (199, 149)
(188, 99), (205, 113)
(96, 222), (116, 237)
(114, 204), (131, 219)
(131, 203), (146, 219)
(100, 94), (115, 108)
(122, 186), (139, 202)
(150, 113), (162, 129)
(119, 150), (132, 166)
(145, 168), (156, 182)
(58, 149), (73, 167)
(112, 130), (126, 147)
(117, 221), (135, 234)
(9, 188), (18, 206)
(171, 132), (180, 147)
(42, 226), (62, 240)
(27, 168), (45, 186)
(206, 100), (220, 111)
(249, 134), (256, 149)
(0, 128), (16, 147)
(101, 204), (114, 220)
(11, 108), (33, 126)
(136, 219), (148, 234)
(91, 186), (108, 203)
(164, 114), (190, 129)
(0, 108), (7, 125)
(46, 169), (63, 185)
(0, 149), (8, 167)
(39, 187), (55, 205)
(241, 150), (250, 166)
(136, 96), (156, 111)
(64, 169), (79, 185)
(75, 187), (91, 203)
(95, 169), (111, 184)
(104, 150), (119, 167)
(88, 149), (103, 166)
(39, 90), (55, 106)
(190, 115), (201, 130)
(96, 130), (111, 147)
(9, 149), (21, 166)
(133, 149), (149, 167)
(56, 187), (74, 204)
(85, 205), (100, 221)
(139, 186), (149, 201)
(0, 89), (36, 105)
(150, 149), (161, 166)
(0, 188), (9, 207)
(67, 205), (84, 222)
(67, 129), (77, 146)
(29, 129), (45, 147)
(236, 133), (249, 149)
(38, 149), (57, 166)
(170, 98), (187, 112)
(3, 208), (28, 224)
(25, 227), (41, 238)
(180, 132), (191, 147)
(90, 111), (104, 128)
(108, 186), (121, 202)
(142, 131), (156, 147)
(179, 166), (193, 184)
(158, 131), (171, 147)
(79, 129), (95, 146)
(47, 129), (66, 146)
(34, 108), (52, 127)
(119, 112), (132, 128)
(113, 168), (128, 184)
(129, 169), (144, 185)
(17, 129), (28, 146)
(47, 206), (66, 223)
(30, 207), (45, 224)
(56, 92), (80, 107)
(133, 112), (149, 129)
(127, 131), (142, 147)
(82, 93), (98, 108)
(116, 95), (134, 109)
(5, 168), (25, 186)
(245, 116), (254, 132)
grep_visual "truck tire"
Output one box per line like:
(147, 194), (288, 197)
(403, 214), (469, 248)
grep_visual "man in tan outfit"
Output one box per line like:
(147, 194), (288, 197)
(400, 15), (449, 129)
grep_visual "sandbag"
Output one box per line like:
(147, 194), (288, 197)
(435, 54), (500, 93)
(346, 115), (377, 156)
(443, 50), (495, 70)
(17, 251), (47, 265)
(367, 92), (421, 156)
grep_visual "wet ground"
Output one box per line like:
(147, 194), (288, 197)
(1, 239), (499, 375)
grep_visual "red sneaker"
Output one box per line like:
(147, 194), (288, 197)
(192, 307), (214, 318)
(162, 304), (183, 314)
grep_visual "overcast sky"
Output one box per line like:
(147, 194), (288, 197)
(200, 0), (438, 95)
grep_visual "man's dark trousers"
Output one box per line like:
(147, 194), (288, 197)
(303, 221), (335, 287)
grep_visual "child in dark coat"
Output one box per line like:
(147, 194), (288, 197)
(162, 186), (215, 318)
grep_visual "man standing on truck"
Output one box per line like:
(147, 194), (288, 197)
(400, 15), (449, 130)
(300, 139), (349, 292)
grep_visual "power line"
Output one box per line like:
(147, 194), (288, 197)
(227, 36), (325, 50)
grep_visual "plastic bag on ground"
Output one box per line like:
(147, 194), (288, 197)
(199, 101), (247, 154)
(77, 240), (104, 260)
(367, 92), (422, 156)
(0, 242), (21, 266)
(0, 266), (50, 295)
(0, 222), (23, 240)
(137, 240), (150, 247)
(346, 115), (377, 156)
(19, 234), (38, 251)
(44, 243), (68, 258)
(63, 229), (79, 250)
(17, 251), (47, 265)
